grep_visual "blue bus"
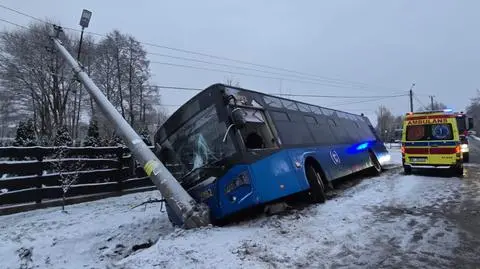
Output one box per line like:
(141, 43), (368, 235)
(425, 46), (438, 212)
(154, 83), (390, 225)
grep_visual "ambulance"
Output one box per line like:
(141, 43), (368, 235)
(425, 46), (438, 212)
(401, 109), (473, 175)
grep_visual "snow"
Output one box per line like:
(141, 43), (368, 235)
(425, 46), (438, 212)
(471, 135), (480, 142)
(0, 149), (464, 268)
(386, 144), (402, 166)
(0, 191), (169, 269)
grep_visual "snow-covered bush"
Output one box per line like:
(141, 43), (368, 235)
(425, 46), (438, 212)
(13, 119), (37, 147)
(83, 120), (101, 147)
(53, 126), (73, 147)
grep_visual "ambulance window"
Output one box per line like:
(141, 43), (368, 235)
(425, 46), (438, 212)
(406, 125), (426, 141)
(431, 124), (453, 140)
(406, 124), (454, 141)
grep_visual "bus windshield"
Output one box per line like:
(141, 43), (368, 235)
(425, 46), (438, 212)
(158, 105), (236, 180)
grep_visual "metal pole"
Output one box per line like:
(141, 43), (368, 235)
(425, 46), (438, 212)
(430, 95), (434, 111)
(409, 83), (415, 112)
(77, 27), (84, 61)
(50, 28), (210, 229)
(74, 27), (85, 143)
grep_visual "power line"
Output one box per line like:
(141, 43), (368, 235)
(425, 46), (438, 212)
(0, 4), (405, 94)
(0, 17), (410, 113)
(149, 85), (408, 99)
(149, 61), (410, 91)
(413, 93), (427, 109)
(145, 40), (398, 91)
(332, 94), (407, 106)
(149, 85), (202, 92)
(271, 93), (407, 99)
(148, 52), (399, 91)
(0, 18), (29, 30)
(0, 16), (405, 93)
(0, 4), (45, 23)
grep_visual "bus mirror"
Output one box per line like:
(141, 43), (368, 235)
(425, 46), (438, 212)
(232, 108), (247, 128)
(468, 117), (474, 130)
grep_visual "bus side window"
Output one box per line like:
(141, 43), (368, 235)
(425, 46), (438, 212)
(245, 132), (264, 149)
(240, 109), (277, 150)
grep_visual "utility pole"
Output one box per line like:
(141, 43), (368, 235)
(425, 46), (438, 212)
(409, 83), (415, 112)
(50, 25), (210, 229)
(429, 95), (435, 111)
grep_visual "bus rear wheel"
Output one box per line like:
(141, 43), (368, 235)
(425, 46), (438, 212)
(369, 151), (382, 175)
(306, 165), (326, 204)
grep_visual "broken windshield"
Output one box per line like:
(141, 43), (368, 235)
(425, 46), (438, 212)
(158, 105), (236, 180)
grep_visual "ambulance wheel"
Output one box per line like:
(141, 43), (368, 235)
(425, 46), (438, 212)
(369, 150), (382, 175)
(306, 165), (326, 204)
(463, 152), (470, 163)
(403, 165), (412, 175)
(453, 165), (464, 177)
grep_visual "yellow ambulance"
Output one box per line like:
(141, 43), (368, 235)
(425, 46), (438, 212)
(401, 109), (464, 175)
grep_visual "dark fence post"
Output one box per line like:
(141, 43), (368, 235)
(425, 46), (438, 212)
(35, 152), (43, 204)
(116, 147), (124, 192)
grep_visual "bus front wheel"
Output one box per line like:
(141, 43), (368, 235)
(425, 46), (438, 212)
(306, 165), (326, 204)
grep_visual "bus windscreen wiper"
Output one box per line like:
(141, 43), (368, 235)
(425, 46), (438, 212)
(180, 164), (218, 181)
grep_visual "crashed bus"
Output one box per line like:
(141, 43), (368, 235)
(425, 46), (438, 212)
(154, 84), (390, 225)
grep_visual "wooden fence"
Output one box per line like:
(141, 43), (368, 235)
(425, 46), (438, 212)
(0, 146), (156, 215)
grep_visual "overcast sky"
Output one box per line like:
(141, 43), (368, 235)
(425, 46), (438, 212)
(1, 0), (479, 121)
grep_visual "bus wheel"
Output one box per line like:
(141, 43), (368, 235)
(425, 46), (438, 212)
(306, 165), (326, 204)
(369, 151), (382, 174)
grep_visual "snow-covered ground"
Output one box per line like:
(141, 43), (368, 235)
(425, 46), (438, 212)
(386, 144), (402, 165)
(471, 135), (480, 142)
(2, 149), (476, 268)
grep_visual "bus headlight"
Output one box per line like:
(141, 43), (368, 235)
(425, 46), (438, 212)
(461, 144), (469, 153)
(378, 154), (391, 164)
(225, 171), (250, 194)
(199, 188), (214, 201)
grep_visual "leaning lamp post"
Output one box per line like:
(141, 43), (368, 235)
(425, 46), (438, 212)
(73, 9), (92, 143)
(77, 9), (92, 61)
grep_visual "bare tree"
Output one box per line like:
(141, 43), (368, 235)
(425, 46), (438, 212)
(375, 105), (396, 142)
(422, 101), (447, 111)
(1, 22), (164, 144)
(71, 35), (96, 142)
(91, 30), (151, 132)
(467, 90), (480, 134)
(0, 22), (79, 140)
(225, 76), (240, 87)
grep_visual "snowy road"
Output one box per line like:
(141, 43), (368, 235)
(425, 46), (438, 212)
(1, 145), (480, 269)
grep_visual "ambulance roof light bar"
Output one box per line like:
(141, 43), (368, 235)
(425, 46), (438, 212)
(406, 109), (455, 116)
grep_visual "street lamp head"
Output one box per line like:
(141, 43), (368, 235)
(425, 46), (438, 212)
(79, 9), (92, 28)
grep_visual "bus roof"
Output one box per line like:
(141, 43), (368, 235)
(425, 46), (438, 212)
(168, 83), (367, 120)
(155, 83), (371, 142)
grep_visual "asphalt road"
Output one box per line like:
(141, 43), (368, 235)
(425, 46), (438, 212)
(367, 139), (480, 268)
